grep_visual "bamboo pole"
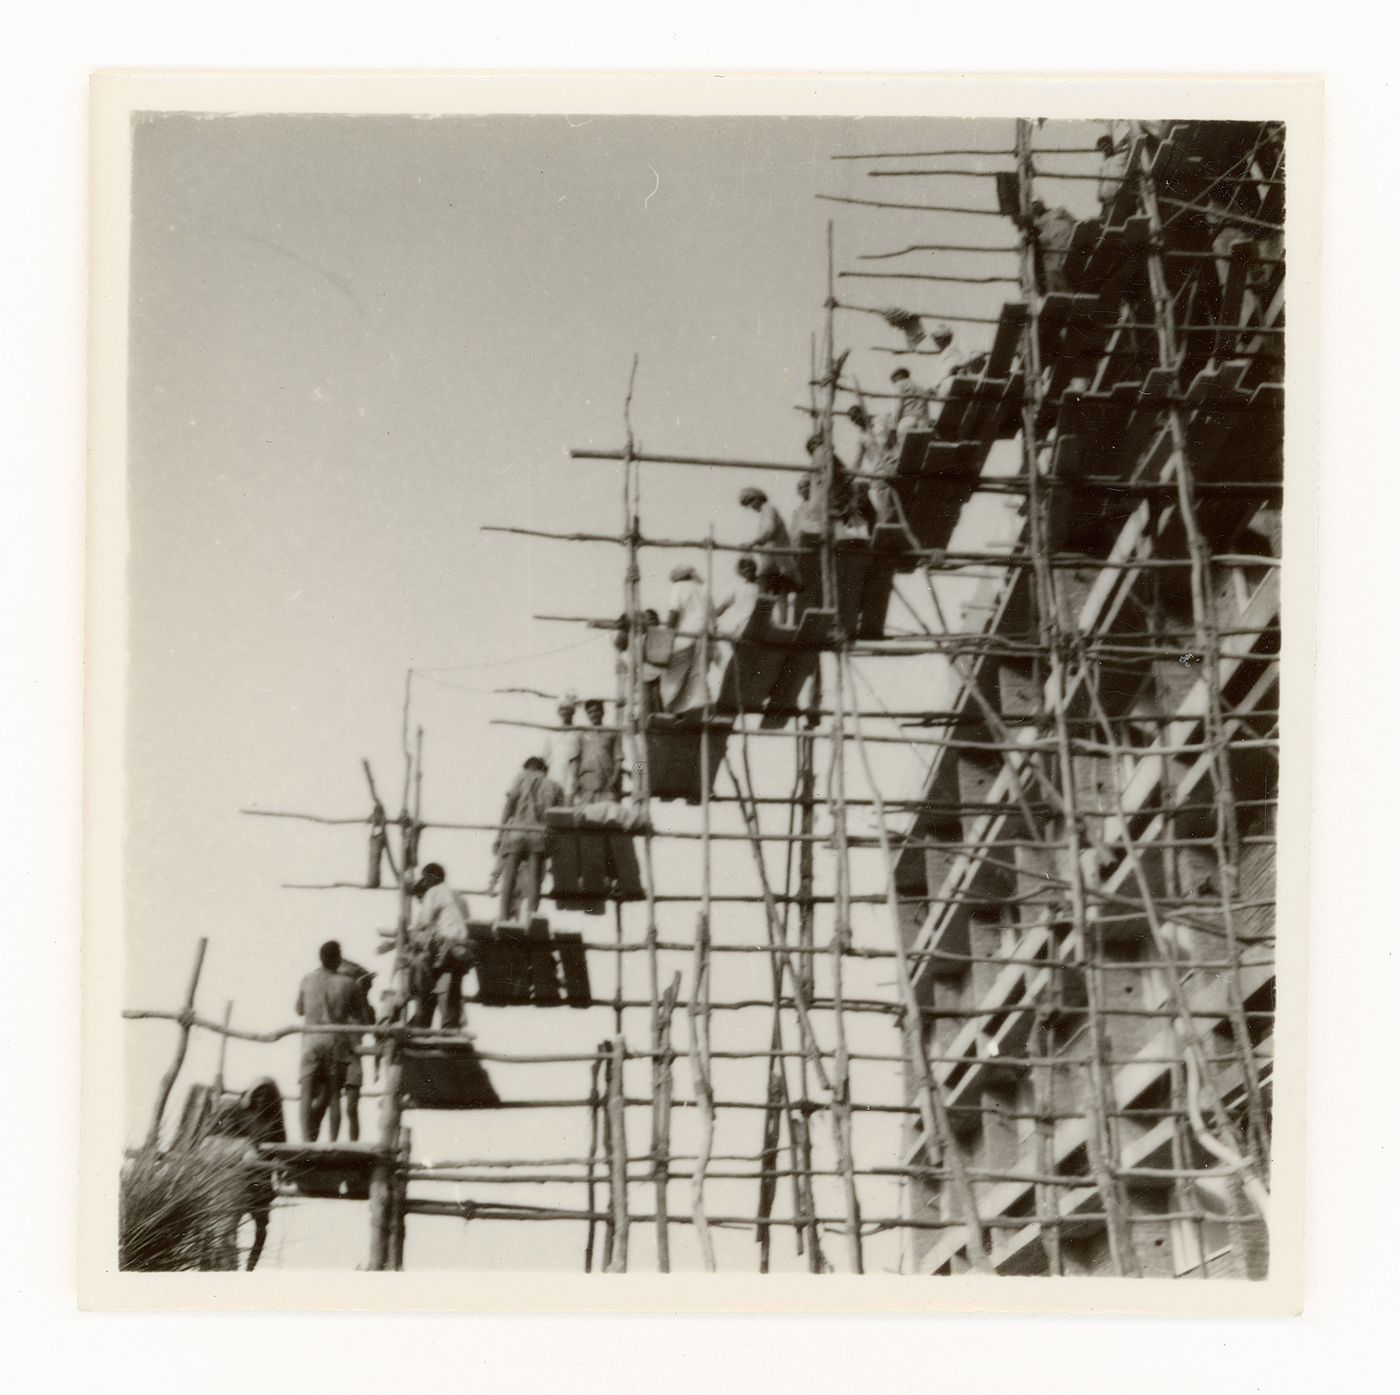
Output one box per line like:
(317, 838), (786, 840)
(213, 998), (233, 1097)
(684, 905), (717, 1271)
(652, 975), (680, 1271)
(1016, 117), (1139, 1276)
(1033, 1014), (1062, 1275)
(604, 1034), (630, 1271)
(722, 757), (830, 1091)
(583, 1055), (603, 1273)
(1135, 126), (1273, 1180)
(143, 937), (208, 1151)
(840, 654), (994, 1273)
(820, 222), (865, 1275)
(368, 682), (419, 1272)
(481, 522), (1280, 574)
(400, 1200), (1267, 1230)
(389, 1126), (411, 1270)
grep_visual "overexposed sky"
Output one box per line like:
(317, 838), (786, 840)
(124, 111), (1103, 1269)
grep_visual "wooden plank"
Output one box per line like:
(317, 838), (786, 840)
(643, 713), (732, 803)
(400, 1042), (501, 1111)
(987, 303), (1028, 378)
(606, 833), (644, 902)
(555, 931), (592, 1008)
(894, 428), (935, 477)
(761, 608), (834, 728)
(857, 553), (898, 640)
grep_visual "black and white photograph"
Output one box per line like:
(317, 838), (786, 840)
(82, 74), (1315, 1309)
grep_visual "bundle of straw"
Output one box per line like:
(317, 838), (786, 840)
(118, 1148), (245, 1272)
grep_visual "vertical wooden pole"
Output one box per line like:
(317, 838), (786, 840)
(604, 1034), (630, 1272)
(795, 707), (820, 1268)
(368, 697), (418, 1271)
(1015, 117), (1139, 1277)
(1134, 128), (1271, 1178)
(840, 654), (992, 1273)
(389, 1126), (411, 1271)
(213, 999), (233, 1097)
(1034, 1015), (1063, 1275)
(144, 937), (208, 1151)
(584, 1055), (604, 1272)
(367, 1055), (403, 1271)
(652, 975), (680, 1271)
(818, 224), (864, 1274)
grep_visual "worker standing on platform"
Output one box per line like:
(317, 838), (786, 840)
(408, 863), (475, 1031)
(803, 431), (863, 534)
(924, 323), (965, 394)
(295, 940), (372, 1143)
(660, 565), (715, 711)
(890, 367), (931, 449)
(495, 756), (564, 923)
(1029, 200), (1077, 294)
(715, 555), (762, 638)
(329, 959), (375, 1141)
(575, 698), (621, 805)
(541, 691), (581, 804)
(1095, 131), (1131, 215)
(848, 403), (896, 527)
(738, 486), (800, 616)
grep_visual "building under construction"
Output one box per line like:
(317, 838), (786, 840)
(124, 116), (1283, 1279)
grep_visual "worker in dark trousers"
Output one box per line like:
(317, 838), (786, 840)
(329, 959), (375, 1138)
(295, 940), (372, 1142)
(495, 756), (565, 923)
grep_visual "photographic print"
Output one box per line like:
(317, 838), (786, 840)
(83, 74), (1316, 1310)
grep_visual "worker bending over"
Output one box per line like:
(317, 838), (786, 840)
(408, 862), (475, 1030)
(738, 487), (801, 615)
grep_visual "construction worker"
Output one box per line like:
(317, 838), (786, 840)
(924, 323), (965, 393)
(792, 472), (822, 539)
(737, 485), (794, 590)
(1030, 200), (1077, 294)
(295, 940), (372, 1143)
(660, 565), (715, 712)
(803, 431), (861, 529)
(495, 756), (564, 923)
(890, 367), (932, 447)
(847, 404), (894, 527)
(408, 862), (474, 1030)
(715, 555), (762, 638)
(330, 959), (375, 1140)
(1095, 131), (1131, 214)
(575, 698), (621, 805)
(738, 486), (800, 615)
(541, 691), (581, 804)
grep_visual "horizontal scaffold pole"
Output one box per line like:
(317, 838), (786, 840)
(489, 714), (1279, 760)
(570, 446), (1280, 497)
(480, 524), (1280, 573)
(237, 804), (1274, 860)
(401, 1201), (1264, 1232)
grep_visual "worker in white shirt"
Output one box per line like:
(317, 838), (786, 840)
(541, 691), (581, 804)
(408, 861), (475, 1030)
(660, 565), (715, 712)
(890, 367), (932, 449)
(924, 323), (965, 393)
